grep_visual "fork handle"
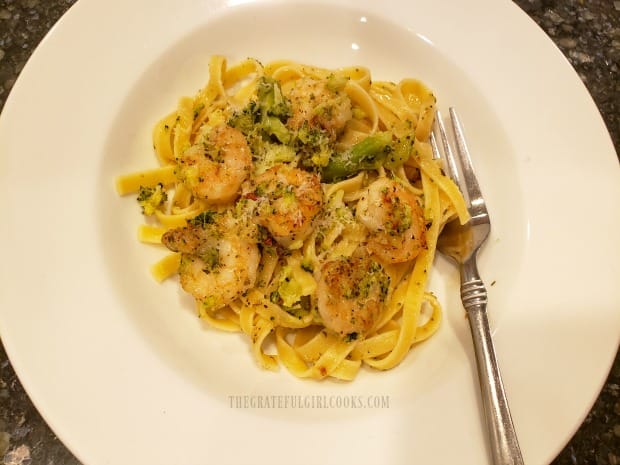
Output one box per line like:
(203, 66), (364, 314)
(461, 261), (524, 465)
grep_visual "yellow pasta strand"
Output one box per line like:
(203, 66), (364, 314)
(154, 201), (205, 228)
(194, 55), (227, 107)
(275, 328), (358, 380)
(137, 224), (166, 244)
(150, 252), (180, 283)
(172, 97), (193, 159)
(417, 142), (470, 224)
(251, 317), (279, 371)
(414, 292), (442, 342)
(115, 165), (176, 196)
(198, 305), (241, 333)
(152, 112), (177, 165)
(344, 80), (378, 133)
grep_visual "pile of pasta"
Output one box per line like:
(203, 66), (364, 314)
(116, 56), (468, 381)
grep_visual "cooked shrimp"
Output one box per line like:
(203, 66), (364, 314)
(356, 177), (426, 263)
(162, 212), (259, 311)
(176, 124), (252, 204)
(248, 163), (323, 247)
(314, 251), (390, 337)
(286, 77), (352, 140)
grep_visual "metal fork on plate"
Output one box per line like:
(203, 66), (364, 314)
(431, 108), (524, 465)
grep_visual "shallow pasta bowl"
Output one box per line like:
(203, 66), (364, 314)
(0, 0), (618, 464)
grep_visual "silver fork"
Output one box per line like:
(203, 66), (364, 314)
(432, 108), (524, 465)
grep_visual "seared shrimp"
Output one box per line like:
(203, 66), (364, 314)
(286, 77), (352, 140)
(315, 251), (390, 337)
(177, 124), (252, 204)
(356, 177), (426, 263)
(162, 212), (259, 311)
(248, 164), (323, 247)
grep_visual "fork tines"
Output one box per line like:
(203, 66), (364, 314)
(431, 108), (489, 222)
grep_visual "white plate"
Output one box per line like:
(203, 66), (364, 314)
(1, 0), (618, 464)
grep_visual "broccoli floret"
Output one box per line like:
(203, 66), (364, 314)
(187, 211), (217, 228)
(256, 76), (291, 120)
(321, 132), (393, 182)
(264, 116), (290, 144)
(325, 73), (348, 93)
(253, 141), (298, 174)
(272, 264), (317, 309)
(137, 183), (167, 215)
(228, 76), (292, 143)
(293, 124), (333, 169)
(227, 101), (261, 136)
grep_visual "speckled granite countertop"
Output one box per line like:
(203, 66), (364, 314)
(0, 0), (618, 464)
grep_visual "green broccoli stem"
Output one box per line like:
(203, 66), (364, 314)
(321, 131), (393, 182)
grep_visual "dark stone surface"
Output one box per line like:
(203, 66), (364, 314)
(0, 0), (618, 464)
(515, 0), (619, 153)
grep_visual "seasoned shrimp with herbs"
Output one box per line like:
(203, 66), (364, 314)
(314, 250), (391, 338)
(356, 177), (427, 263)
(161, 212), (259, 311)
(176, 124), (252, 204)
(285, 76), (353, 140)
(246, 163), (323, 247)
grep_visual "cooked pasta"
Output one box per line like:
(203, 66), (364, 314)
(116, 56), (469, 380)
